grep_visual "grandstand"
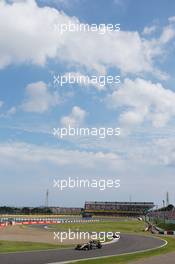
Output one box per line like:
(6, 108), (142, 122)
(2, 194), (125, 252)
(50, 207), (82, 214)
(0, 202), (155, 217)
(84, 201), (155, 217)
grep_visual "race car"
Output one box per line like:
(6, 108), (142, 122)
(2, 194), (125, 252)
(89, 240), (102, 249)
(75, 240), (102, 250)
(75, 242), (91, 250)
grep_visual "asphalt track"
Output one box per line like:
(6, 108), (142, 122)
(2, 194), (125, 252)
(0, 234), (165, 264)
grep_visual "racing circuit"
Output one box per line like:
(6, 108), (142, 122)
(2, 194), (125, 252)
(0, 233), (166, 264)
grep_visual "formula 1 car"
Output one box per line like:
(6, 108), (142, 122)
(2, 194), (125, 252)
(75, 243), (91, 250)
(89, 240), (102, 249)
(75, 240), (102, 250)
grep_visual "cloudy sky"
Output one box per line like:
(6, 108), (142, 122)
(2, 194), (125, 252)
(0, 0), (175, 207)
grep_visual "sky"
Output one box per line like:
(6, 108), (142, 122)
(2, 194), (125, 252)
(0, 0), (175, 207)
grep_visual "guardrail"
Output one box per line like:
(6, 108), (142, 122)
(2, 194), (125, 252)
(0, 219), (99, 228)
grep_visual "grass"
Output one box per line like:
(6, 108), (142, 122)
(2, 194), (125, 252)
(50, 219), (145, 233)
(70, 236), (175, 264)
(0, 241), (66, 253)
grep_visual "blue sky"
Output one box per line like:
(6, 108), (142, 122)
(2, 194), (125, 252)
(0, 0), (175, 207)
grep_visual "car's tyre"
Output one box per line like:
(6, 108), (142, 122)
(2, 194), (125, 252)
(84, 247), (89, 251)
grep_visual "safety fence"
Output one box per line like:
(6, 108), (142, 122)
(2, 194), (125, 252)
(0, 219), (99, 228)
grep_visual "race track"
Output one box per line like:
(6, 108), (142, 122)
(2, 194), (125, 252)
(0, 234), (166, 264)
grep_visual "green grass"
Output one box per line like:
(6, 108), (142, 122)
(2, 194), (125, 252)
(70, 236), (175, 264)
(50, 220), (145, 233)
(0, 241), (71, 253)
(157, 222), (175, 230)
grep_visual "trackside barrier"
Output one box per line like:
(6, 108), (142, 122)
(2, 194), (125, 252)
(19, 219), (99, 225)
(21, 220), (61, 225)
(154, 225), (175, 235)
(164, 230), (174, 235)
(0, 219), (99, 228)
(0, 223), (7, 228)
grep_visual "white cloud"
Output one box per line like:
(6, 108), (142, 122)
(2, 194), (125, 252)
(22, 81), (60, 113)
(0, 101), (16, 117)
(159, 24), (175, 44)
(63, 72), (106, 90)
(107, 78), (175, 128)
(119, 111), (146, 126)
(168, 16), (175, 23)
(61, 106), (87, 127)
(143, 25), (157, 35)
(0, 101), (4, 108)
(0, 141), (122, 169)
(0, 140), (174, 206)
(0, 106), (17, 118)
(7, 106), (16, 115)
(0, 0), (65, 68)
(0, 0), (174, 77)
(153, 138), (175, 166)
